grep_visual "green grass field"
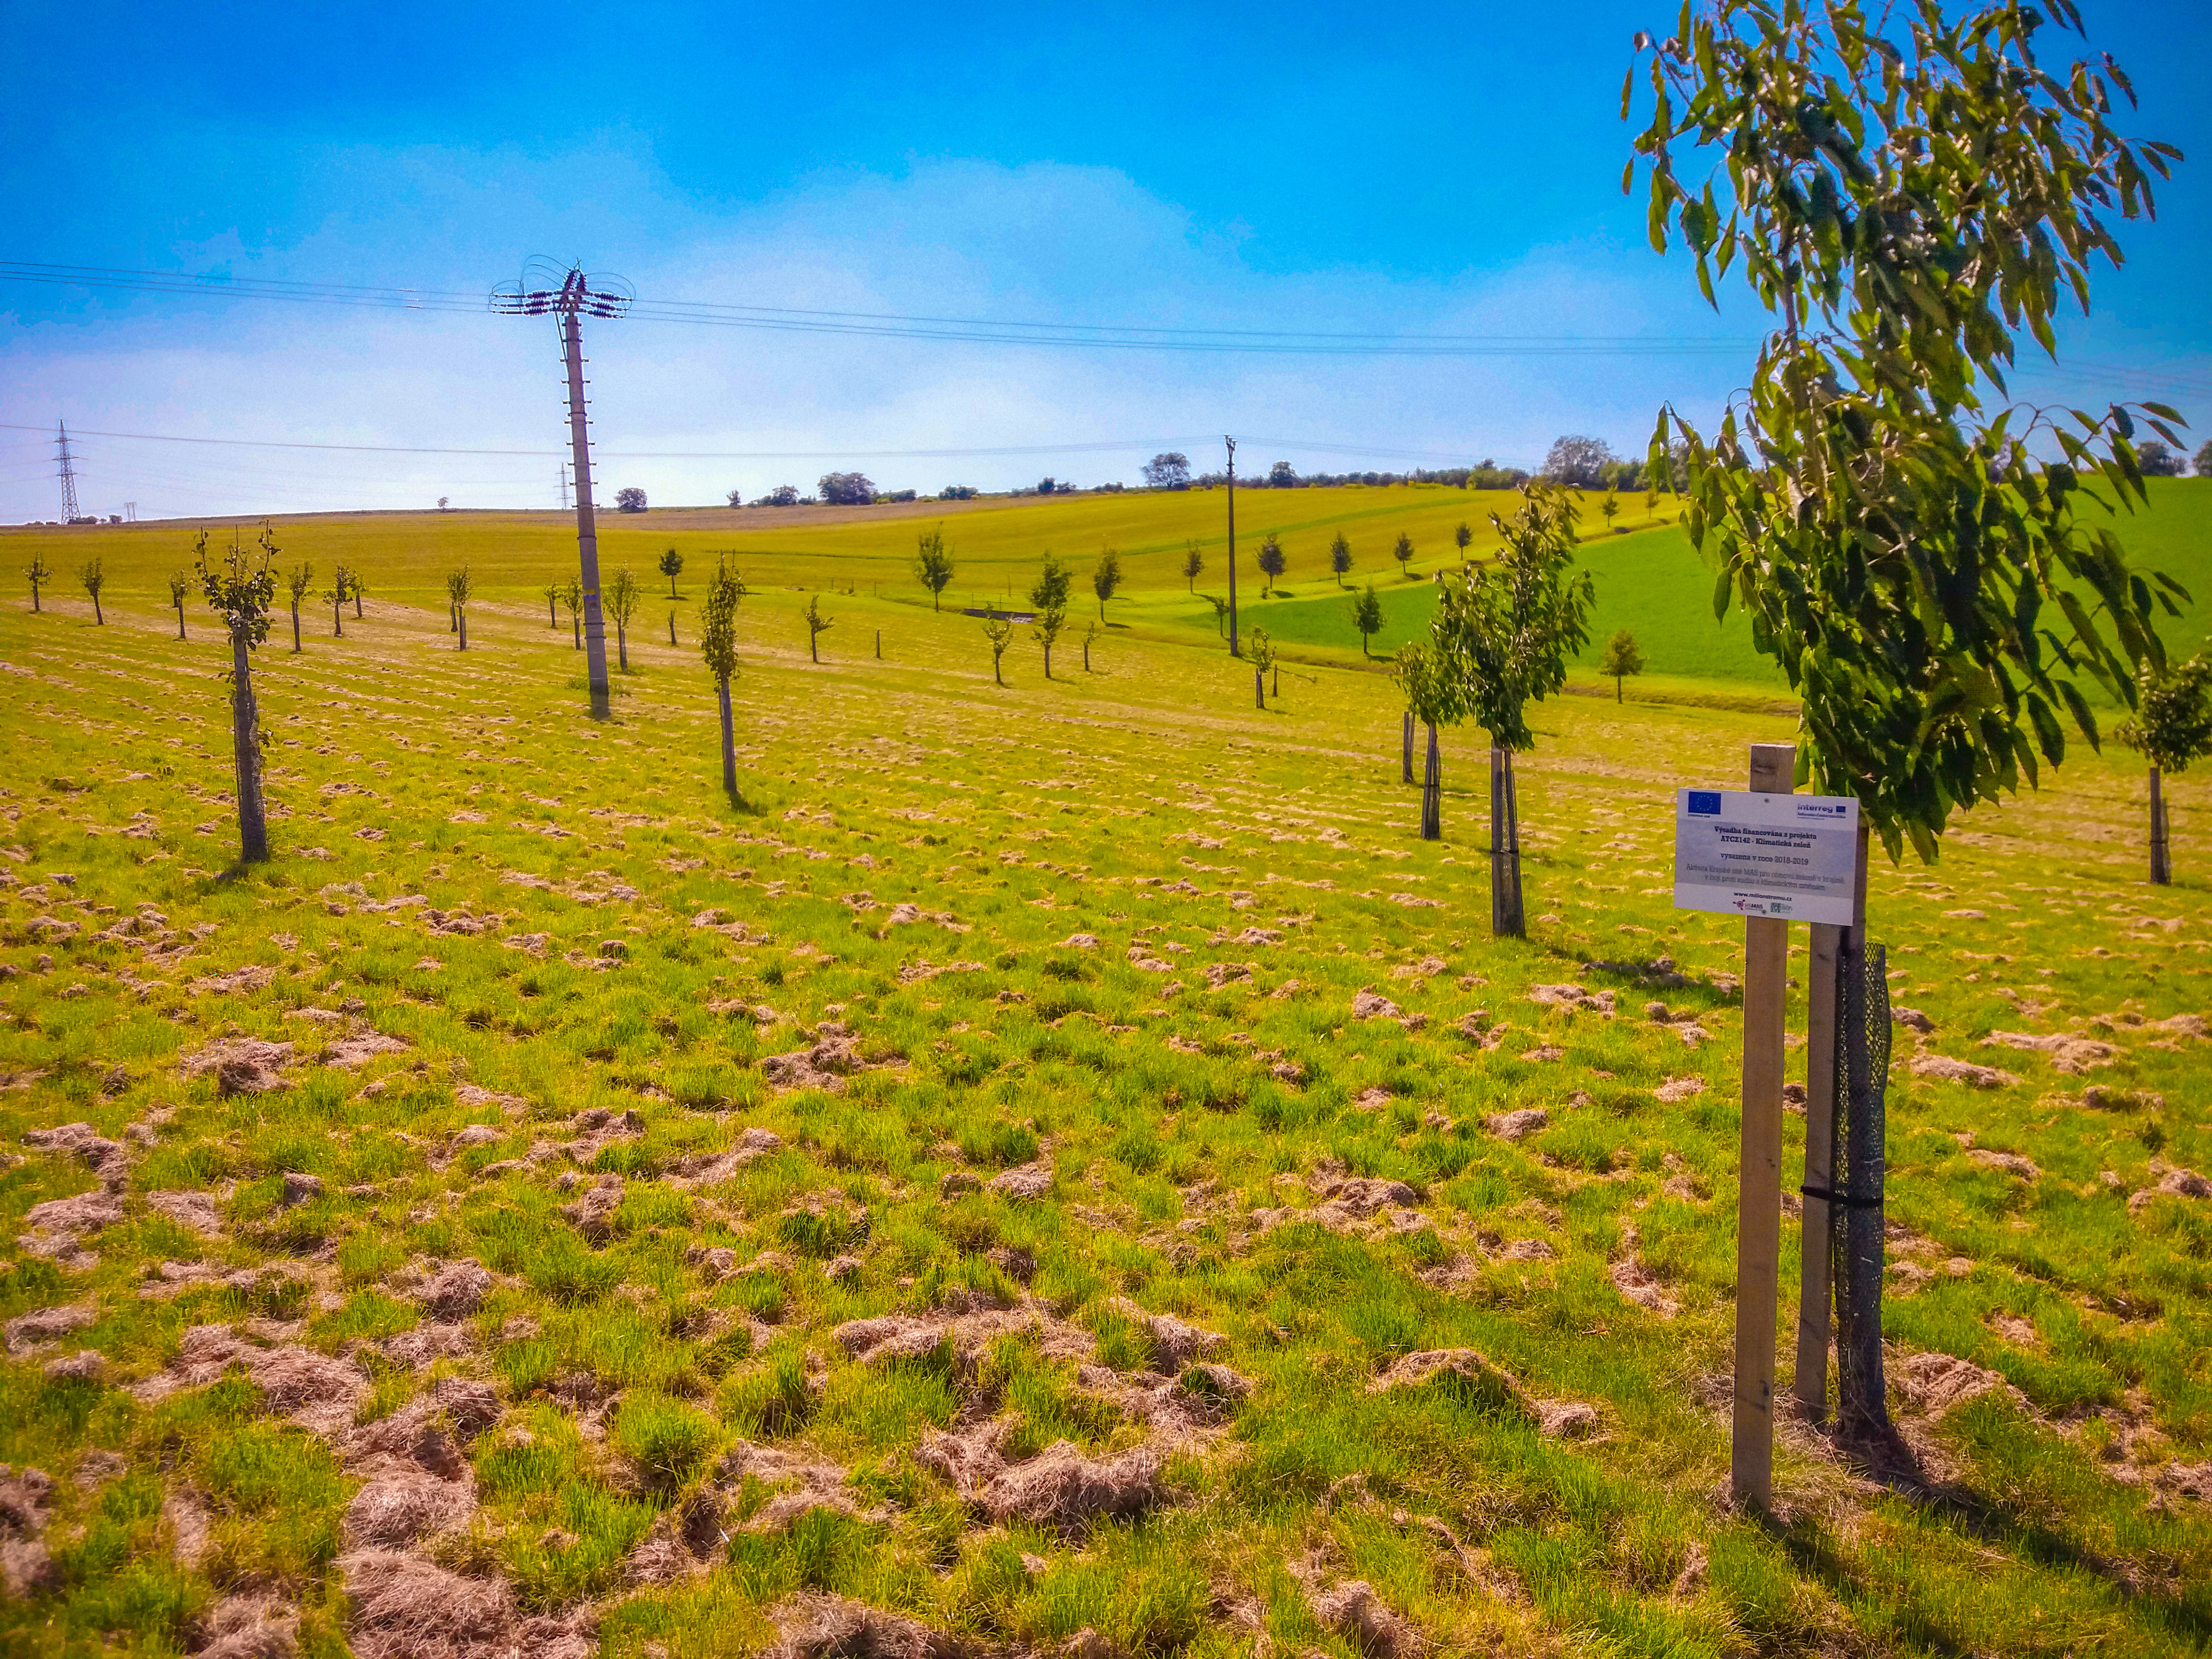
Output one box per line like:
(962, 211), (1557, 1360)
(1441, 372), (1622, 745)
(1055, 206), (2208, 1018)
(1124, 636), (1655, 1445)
(0, 480), (2208, 1658)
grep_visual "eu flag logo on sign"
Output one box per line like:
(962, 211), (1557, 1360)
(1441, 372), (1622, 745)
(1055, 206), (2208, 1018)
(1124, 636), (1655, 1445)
(1687, 791), (1721, 815)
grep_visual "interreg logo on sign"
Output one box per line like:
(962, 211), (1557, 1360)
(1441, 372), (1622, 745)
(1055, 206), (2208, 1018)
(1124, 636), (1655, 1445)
(1672, 788), (1861, 926)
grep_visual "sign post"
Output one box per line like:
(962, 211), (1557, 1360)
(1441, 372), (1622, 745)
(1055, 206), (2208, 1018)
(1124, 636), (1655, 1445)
(1673, 752), (1859, 1511)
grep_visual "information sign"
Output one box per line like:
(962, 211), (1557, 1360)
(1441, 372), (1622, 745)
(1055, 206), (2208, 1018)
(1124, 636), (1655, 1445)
(1673, 788), (1860, 925)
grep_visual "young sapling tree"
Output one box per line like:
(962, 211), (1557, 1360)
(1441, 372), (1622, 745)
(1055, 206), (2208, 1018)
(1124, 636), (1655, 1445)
(1395, 639), (1460, 840)
(79, 558), (105, 624)
(1081, 618), (1103, 672)
(1350, 584), (1383, 659)
(25, 552), (51, 613)
(283, 563), (312, 652)
(446, 566), (474, 651)
(1330, 532), (1353, 587)
(1597, 629), (1645, 703)
(1431, 483), (1593, 935)
(1207, 594), (1230, 638)
(607, 567), (641, 670)
(327, 565), (349, 637)
(1601, 491), (1620, 533)
(1030, 554), (1071, 677)
(348, 572), (365, 619)
(195, 523), (280, 863)
(1391, 532), (1415, 579)
(1256, 534), (1285, 596)
(167, 571), (190, 639)
(981, 614), (1014, 685)
(562, 580), (584, 649)
(1454, 522), (1473, 564)
(804, 594), (833, 663)
(543, 583), (560, 627)
(700, 556), (744, 796)
(1631, 0), (2185, 1443)
(1182, 543), (1203, 593)
(1091, 546), (1122, 620)
(915, 527), (954, 611)
(658, 547), (684, 597)
(2117, 654), (2212, 885)
(1246, 626), (1276, 709)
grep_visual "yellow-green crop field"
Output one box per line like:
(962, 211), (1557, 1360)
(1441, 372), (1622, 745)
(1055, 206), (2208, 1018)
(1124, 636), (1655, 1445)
(0, 481), (2208, 1659)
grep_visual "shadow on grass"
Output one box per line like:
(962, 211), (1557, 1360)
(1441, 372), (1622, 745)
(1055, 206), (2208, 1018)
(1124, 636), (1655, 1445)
(1771, 1417), (2212, 1651)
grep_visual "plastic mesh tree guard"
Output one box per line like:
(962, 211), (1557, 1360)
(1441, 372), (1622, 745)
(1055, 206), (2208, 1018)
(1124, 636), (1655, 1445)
(1831, 939), (1892, 1435)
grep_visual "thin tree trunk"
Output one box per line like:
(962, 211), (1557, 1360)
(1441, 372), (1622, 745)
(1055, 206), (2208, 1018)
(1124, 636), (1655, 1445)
(876, 629), (881, 659)
(669, 613), (677, 645)
(334, 594), (343, 637)
(549, 593), (557, 626)
(230, 631), (269, 863)
(1254, 667), (1265, 709)
(1616, 675), (1623, 703)
(2150, 765), (2171, 885)
(1044, 645), (1052, 679)
(572, 613), (580, 649)
(28, 580), (38, 612)
(1421, 723), (1441, 841)
(1490, 746), (1526, 938)
(450, 604), (458, 633)
(354, 590), (363, 619)
(717, 676), (737, 795)
(458, 611), (468, 651)
(291, 604), (301, 653)
(175, 603), (185, 640)
(616, 621), (627, 671)
(1401, 712), (1414, 785)
(92, 593), (103, 624)
(811, 631), (819, 664)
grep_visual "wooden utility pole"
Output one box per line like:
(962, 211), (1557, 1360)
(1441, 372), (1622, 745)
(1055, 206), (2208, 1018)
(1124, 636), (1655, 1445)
(1733, 742), (1793, 1509)
(1224, 435), (1240, 658)
(1795, 816), (1870, 1420)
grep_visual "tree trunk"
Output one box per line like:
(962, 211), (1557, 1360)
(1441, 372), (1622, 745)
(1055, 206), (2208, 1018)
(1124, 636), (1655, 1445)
(334, 595), (343, 638)
(572, 613), (580, 649)
(450, 604), (458, 633)
(1490, 746), (1524, 938)
(175, 602), (185, 640)
(230, 631), (269, 863)
(876, 629), (881, 659)
(1401, 712), (1414, 785)
(1043, 645), (1052, 679)
(291, 604), (301, 653)
(992, 652), (1003, 686)
(669, 613), (678, 645)
(458, 610), (468, 651)
(1615, 675), (1623, 704)
(92, 593), (103, 624)
(811, 631), (819, 664)
(1421, 723), (1441, 840)
(718, 675), (737, 795)
(2150, 765), (2171, 885)
(1254, 667), (1265, 709)
(549, 593), (557, 626)
(354, 589), (363, 619)
(28, 579), (38, 612)
(616, 621), (627, 671)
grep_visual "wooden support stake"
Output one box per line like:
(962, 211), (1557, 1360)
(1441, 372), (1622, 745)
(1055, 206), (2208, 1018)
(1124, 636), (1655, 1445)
(1733, 742), (1794, 1511)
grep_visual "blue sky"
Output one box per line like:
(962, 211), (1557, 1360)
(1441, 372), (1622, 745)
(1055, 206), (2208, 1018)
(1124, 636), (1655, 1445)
(2, 0), (2206, 520)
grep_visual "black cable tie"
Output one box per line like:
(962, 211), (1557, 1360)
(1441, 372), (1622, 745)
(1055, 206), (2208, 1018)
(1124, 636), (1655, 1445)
(1799, 1183), (1883, 1210)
